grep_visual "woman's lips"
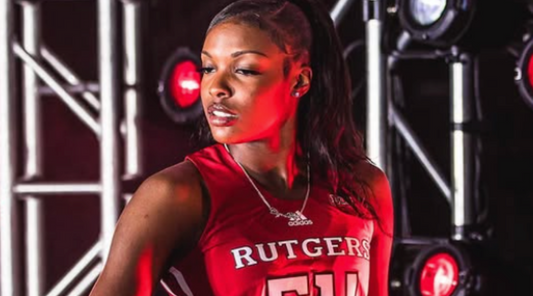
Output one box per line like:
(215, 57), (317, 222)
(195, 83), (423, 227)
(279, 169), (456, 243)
(207, 104), (238, 127)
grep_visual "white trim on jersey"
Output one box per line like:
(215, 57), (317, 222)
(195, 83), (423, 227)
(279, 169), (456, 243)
(160, 267), (194, 296)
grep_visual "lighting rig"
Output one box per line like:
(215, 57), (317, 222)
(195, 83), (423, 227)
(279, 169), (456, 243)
(384, 0), (488, 295)
(330, 0), (484, 293)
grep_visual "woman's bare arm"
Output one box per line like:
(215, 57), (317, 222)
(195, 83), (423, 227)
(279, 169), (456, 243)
(89, 161), (206, 296)
(364, 164), (395, 296)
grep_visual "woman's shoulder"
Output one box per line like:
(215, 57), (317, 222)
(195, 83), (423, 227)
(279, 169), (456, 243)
(130, 160), (205, 212)
(148, 160), (201, 184)
(354, 160), (394, 237)
(353, 160), (389, 191)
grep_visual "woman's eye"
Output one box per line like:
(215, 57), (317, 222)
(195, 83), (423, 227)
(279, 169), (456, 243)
(199, 67), (214, 74)
(236, 69), (260, 76)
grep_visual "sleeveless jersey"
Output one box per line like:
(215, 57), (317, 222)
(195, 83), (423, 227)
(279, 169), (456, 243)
(161, 144), (374, 296)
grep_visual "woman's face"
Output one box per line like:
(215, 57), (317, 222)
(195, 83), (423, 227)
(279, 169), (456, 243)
(200, 21), (301, 144)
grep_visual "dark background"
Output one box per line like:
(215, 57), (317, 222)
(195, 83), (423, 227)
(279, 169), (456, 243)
(10, 0), (533, 295)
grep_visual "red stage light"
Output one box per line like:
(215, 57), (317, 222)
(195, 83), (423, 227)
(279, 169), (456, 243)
(158, 47), (203, 124)
(169, 60), (201, 108)
(527, 53), (533, 90)
(515, 35), (533, 111)
(419, 253), (459, 296)
(389, 239), (476, 296)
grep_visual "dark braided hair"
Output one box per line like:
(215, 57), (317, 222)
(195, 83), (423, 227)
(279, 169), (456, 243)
(200, 0), (383, 227)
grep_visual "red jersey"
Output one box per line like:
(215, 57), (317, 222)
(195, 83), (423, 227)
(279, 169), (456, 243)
(161, 144), (374, 296)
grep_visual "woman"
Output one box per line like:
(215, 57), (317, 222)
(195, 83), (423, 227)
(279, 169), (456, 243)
(89, 0), (394, 295)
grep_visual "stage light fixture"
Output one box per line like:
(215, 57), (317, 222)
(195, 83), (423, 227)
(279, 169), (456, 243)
(418, 252), (459, 296)
(397, 0), (476, 47)
(390, 239), (475, 296)
(158, 47), (203, 124)
(515, 34), (533, 111)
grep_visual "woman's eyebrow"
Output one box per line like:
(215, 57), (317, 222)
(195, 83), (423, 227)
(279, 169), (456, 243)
(201, 50), (268, 58)
(231, 50), (268, 58)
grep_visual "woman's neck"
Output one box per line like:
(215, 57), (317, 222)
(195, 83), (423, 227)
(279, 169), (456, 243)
(226, 124), (305, 195)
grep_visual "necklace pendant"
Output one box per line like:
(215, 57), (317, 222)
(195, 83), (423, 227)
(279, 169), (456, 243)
(287, 211), (313, 227)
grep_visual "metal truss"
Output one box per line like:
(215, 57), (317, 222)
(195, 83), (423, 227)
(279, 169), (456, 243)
(334, 0), (475, 239)
(0, 0), (143, 295)
(387, 47), (476, 239)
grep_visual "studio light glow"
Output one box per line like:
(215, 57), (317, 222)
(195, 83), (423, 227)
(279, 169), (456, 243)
(409, 0), (447, 27)
(419, 253), (459, 296)
(169, 60), (201, 109)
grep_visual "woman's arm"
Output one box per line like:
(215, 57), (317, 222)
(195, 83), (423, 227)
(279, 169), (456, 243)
(365, 165), (395, 296)
(89, 161), (206, 296)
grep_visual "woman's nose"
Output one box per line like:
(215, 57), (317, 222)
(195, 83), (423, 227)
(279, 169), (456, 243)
(208, 73), (232, 99)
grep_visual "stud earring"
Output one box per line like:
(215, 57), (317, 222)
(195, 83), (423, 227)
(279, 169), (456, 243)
(292, 91), (300, 97)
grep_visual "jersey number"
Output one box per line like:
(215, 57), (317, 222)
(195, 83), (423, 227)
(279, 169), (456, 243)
(266, 272), (359, 296)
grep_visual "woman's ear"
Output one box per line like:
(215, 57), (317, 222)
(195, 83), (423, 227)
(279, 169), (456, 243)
(292, 67), (312, 97)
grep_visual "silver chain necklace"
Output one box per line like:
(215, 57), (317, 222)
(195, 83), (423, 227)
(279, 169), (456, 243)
(224, 144), (313, 227)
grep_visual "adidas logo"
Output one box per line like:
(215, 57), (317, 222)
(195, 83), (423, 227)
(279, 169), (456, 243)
(288, 211), (313, 226)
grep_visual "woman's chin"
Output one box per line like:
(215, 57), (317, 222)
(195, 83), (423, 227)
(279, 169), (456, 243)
(210, 128), (237, 144)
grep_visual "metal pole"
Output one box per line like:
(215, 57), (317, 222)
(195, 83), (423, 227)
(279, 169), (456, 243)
(122, 0), (143, 179)
(46, 241), (102, 296)
(20, 2), (45, 296)
(65, 263), (103, 296)
(39, 83), (100, 96)
(330, 0), (355, 27)
(98, 0), (120, 262)
(450, 51), (474, 240)
(14, 183), (102, 195)
(0, 0), (20, 294)
(41, 47), (101, 111)
(22, 1), (42, 180)
(390, 104), (452, 203)
(363, 0), (387, 171)
(24, 198), (45, 296)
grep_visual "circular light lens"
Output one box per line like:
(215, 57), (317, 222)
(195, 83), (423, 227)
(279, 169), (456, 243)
(169, 60), (201, 108)
(419, 253), (459, 296)
(527, 53), (533, 90)
(516, 41), (533, 110)
(409, 0), (447, 26)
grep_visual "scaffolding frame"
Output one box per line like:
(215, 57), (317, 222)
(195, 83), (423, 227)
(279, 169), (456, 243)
(0, 0), (143, 295)
(352, 0), (475, 239)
